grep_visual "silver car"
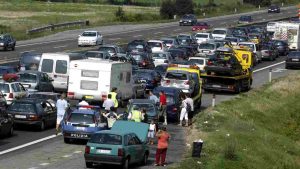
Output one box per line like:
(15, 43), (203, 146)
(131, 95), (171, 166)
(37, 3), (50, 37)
(197, 42), (220, 56)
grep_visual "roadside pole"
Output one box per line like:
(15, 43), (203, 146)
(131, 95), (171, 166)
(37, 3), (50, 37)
(212, 94), (216, 107)
(269, 68), (272, 82)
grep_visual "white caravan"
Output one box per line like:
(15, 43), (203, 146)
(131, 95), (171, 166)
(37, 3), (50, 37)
(67, 59), (133, 102)
(273, 22), (300, 50)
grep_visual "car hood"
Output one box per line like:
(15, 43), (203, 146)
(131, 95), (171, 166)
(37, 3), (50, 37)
(78, 36), (96, 41)
(111, 121), (149, 143)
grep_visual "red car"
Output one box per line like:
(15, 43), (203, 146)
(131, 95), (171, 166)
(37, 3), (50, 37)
(192, 22), (210, 31)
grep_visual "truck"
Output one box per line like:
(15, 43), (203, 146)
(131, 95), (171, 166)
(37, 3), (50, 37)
(273, 22), (300, 50)
(201, 47), (253, 93)
(67, 59), (134, 104)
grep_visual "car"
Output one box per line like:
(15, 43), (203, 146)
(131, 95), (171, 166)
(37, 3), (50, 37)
(0, 33), (16, 51)
(28, 92), (60, 108)
(151, 52), (173, 66)
(238, 42), (262, 64)
(17, 70), (54, 92)
(177, 34), (195, 44)
(147, 40), (167, 53)
(18, 52), (42, 71)
(0, 78), (28, 105)
(168, 48), (188, 60)
(152, 87), (184, 122)
(234, 35), (250, 43)
(197, 42), (220, 56)
(84, 51), (111, 59)
(127, 40), (152, 53)
(0, 91), (7, 112)
(261, 44), (278, 61)
(154, 64), (168, 77)
(188, 56), (208, 71)
(78, 31), (103, 46)
(126, 99), (159, 123)
(270, 40), (289, 56)
(98, 44), (126, 57)
(61, 106), (107, 143)
(210, 39), (232, 47)
(179, 14), (197, 26)
(84, 121), (149, 169)
(194, 33), (213, 44)
(129, 52), (154, 69)
(248, 33), (263, 45)
(133, 69), (161, 90)
(177, 45), (197, 57)
(192, 22), (210, 31)
(0, 110), (14, 137)
(211, 28), (229, 40)
(0, 66), (17, 79)
(231, 27), (249, 36)
(160, 37), (179, 49)
(268, 5), (280, 13)
(285, 51), (300, 69)
(225, 37), (240, 46)
(7, 99), (56, 131)
(238, 15), (253, 24)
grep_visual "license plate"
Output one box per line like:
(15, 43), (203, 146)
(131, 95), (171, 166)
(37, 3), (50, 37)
(70, 133), (88, 138)
(97, 149), (111, 154)
(15, 115), (26, 119)
(212, 85), (221, 88)
(203, 50), (210, 53)
(85, 95), (94, 99)
(292, 59), (299, 62)
(76, 127), (85, 130)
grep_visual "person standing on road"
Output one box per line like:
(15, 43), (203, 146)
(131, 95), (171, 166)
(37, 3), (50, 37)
(102, 107), (120, 129)
(179, 95), (189, 127)
(128, 106), (143, 122)
(155, 126), (170, 167)
(159, 91), (167, 125)
(56, 94), (68, 135)
(148, 90), (159, 104)
(148, 120), (157, 145)
(109, 87), (119, 111)
(102, 94), (115, 113)
(185, 94), (194, 126)
(78, 96), (89, 109)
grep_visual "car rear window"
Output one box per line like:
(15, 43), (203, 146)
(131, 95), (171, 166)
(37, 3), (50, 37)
(129, 103), (156, 116)
(41, 59), (53, 73)
(99, 47), (116, 54)
(90, 133), (122, 145)
(0, 84), (9, 93)
(199, 43), (215, 50)
(55, 60), (67, 74)
(189, 59), (204, 65)
(8, 102), (36, 113)
(152, 53), (167, 59)
(69, 113), (94, 124)
(148, 42), (162, 48)
(161, 40), (173, 45)
(196, 34), (208, 38)
(82, 32), (96, 37)
(165, 72), (188, 80)
(212, 30), (226, 35)
(18, 73), (37, 83)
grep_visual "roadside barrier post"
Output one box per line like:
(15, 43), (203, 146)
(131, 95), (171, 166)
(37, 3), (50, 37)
(203, 13), (206, 17)
(212, 94), (216, 107)
(234, 8), (237, 13)
(259, 5), (261, 10)
(269, 68), (272, 83)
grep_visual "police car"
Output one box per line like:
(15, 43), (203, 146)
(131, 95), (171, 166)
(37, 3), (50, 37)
(61, 106), (107, 143)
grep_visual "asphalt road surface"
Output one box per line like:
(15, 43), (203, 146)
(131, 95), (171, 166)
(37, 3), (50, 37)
(0, 6), (298, 169)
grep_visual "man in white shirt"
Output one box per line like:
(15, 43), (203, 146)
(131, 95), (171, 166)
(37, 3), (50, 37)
(56, 94), (68, 135)
(102, 94), (115, 112)
(185, 94), (194, 125)
(78, 96), (89, 109)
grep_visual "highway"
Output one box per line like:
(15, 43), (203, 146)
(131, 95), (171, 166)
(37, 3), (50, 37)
(0, 5), (298, 169)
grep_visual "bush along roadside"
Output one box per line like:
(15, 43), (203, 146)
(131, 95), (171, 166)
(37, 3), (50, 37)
(171, 71), (300, 169)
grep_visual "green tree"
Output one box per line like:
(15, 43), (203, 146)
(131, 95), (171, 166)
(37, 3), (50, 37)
(115, 6), (126, 21)
(175, 0), (194, 16)
(160, 0), (176, 19)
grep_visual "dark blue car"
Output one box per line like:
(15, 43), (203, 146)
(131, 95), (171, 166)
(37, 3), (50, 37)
(133, 69), (161, 90)
(153, 86), (184, 122)
(61, 106), (107, 143)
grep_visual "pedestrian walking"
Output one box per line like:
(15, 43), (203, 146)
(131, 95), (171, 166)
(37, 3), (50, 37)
(148, 90), (159, 104)
(109, 87), (119, 111)
(102, 94), (115, 112)
(148, 120), (157, 145)
(185, 94), (194, 125)
(159, 91), (167, 125)
(179, 95), (190, 127)
(155, 126), (170, 167)
(56, 93), (68, 135)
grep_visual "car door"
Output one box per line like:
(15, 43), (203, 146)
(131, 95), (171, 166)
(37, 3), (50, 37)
(132, 134), (144, 162)
(39, 73), (51, 92)
(126, 134), (138, 163)
(44, 101), (56, 125)
(18, 83), (28, 98)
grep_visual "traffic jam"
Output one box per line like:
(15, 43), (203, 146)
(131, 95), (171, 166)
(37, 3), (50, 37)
(0, 13), (300, 169)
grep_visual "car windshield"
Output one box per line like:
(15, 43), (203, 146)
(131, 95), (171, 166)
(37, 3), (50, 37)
(89, 133), (122, 145)
(288, 52), (300, 58)
(82, 32), (96, 37)
(152, 53), (167, 59)
(131, 54), (143, 61)
(178, 35), (190, 39)
(239, 44), (255, 50)
(183, 15), (193, 19)
(129, 103), (156, 116)
(165, 72), (188, 80)
(189, 59), (204, 65)
(69, 113), (94, 124)
(199, 43), (215, 50)
(161, 40), (173, 45)
(148, 42), (162, 48)
(240, 16), (250, 20)
(85, 52), (109, 59)
(18, 73), (37, 83)
(8, 102), (36, 113)
(99, 47), (116, 54)
(0, 83), (9, 93)
(225, 38), (238, 42)
(196, 34), (208, 38)
(212, 30), (226, 35)
(29, 94), (57, 101)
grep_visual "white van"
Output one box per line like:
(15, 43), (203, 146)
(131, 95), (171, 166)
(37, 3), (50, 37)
(38, 53), (86, 92)
(67, 59), (133, 102)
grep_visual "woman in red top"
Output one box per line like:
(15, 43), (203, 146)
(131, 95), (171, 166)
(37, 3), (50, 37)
(159, 91), (167, 125)
(155, 126), (170, 166)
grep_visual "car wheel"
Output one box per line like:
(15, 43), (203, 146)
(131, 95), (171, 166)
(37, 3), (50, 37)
(12, 45), (15, 51)
(122, 158), (129, 169)
(85, 162), (93, 168)
(3, 46), (7, 51)
(64, 138), (71, 144)
(141, 153), (148, 165)
(39, 121), (45, 131)
(8, 126), (13, 137)
(285, 65), (289, 69)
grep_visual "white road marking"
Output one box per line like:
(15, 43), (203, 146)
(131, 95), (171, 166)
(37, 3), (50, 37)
(253, 61), (285, 73)
(133, 35), (142, 38)
(62, 154), (72, 158)
(0, 133), (61, 156)
(39, 163), (50, 166)
(154, 32), (163, 35)
(73, 150), (82, 154)
(109, 38), (121, 41)
(28, 167), (38, 169)
(173, 29), (182, 31)
(20, 50), (35, 53)
(53, 45), (67, 49)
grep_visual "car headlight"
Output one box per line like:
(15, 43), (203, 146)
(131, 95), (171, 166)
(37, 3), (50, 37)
(188, 20), (192, 22)
(0, 43), (4, 46)
(180, 20), (182, 22)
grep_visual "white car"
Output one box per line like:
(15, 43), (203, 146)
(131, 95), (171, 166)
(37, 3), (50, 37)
(194, 33), (213, 44)
(0, 81), (28, 105)
(211, 28), (229, 40)
(78, 31), (103, 46)
(147, 40), (167, 53)
(189, 57), (208, 71)
(152, 52), (173, 67)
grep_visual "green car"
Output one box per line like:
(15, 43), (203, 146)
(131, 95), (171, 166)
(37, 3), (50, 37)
(84, 120), (150, 169)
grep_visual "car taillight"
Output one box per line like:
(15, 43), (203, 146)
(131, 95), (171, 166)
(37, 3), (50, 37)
(68, 92), (74, 99)
(192, 28), (196, 31)
(29, 114), (39, 120)
(85, 146), (90, 154)
(118, 148), (124, 157)
(184, 81), (189, 85)
(165, 80), (170, 84)
(8, 93), (13, 99)
(142, 61), (146, 66)
(207, 61), (212, 65)
(172, 107), (177, 112)
(101, 94), (107, 100)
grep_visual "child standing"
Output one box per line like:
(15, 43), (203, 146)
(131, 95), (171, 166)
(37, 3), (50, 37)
(148, 120), (156, 145)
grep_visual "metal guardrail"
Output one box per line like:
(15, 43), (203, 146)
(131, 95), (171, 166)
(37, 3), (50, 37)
(26, 20), (89, 34)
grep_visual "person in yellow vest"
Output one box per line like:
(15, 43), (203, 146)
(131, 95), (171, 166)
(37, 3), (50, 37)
(109, 87), (119, 111)
(128, 106), (143, 122)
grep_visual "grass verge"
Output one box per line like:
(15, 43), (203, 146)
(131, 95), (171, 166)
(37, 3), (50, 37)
(170, 71), (300, 169)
